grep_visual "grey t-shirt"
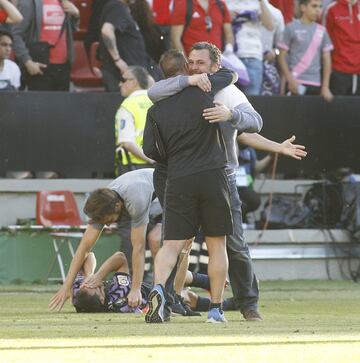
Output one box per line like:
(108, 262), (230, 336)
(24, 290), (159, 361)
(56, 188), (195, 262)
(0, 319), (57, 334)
(278, 19), (333, 86)
(92, 169), (161, 230)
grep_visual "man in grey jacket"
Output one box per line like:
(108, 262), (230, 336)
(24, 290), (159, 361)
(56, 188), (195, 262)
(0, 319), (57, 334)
(12, 0), (79, 90)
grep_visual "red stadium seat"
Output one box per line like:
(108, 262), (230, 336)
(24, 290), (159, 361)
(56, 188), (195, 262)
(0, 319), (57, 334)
(89, 41), (102, 77)
(36, 190), (82, 227)
(36, 190), (83, 281)
(71, 40), (103, 89)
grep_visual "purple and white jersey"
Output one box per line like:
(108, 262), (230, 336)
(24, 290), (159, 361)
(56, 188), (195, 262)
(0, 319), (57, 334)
(278, 19), (333, 86)
(105, 273), (147, 313)
(72, 272), (149, 313)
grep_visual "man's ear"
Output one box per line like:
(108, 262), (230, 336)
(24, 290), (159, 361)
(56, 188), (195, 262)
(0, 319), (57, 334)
(115, 201), (122, 213)
(211, 62), (220, 73)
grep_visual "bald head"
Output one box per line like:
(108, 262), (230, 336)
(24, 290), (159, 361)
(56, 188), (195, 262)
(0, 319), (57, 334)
(159, 49), (188, 78)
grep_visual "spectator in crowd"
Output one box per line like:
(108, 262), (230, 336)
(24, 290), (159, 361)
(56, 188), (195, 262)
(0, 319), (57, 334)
(235, 145), (272, 223)
(150, 0), (172, 49)
(325, 0), (360, 95)
(278, 0), (334, 101)
(115, 65), (155, 175)
(11, 0), (79, 91)
(99, 0), (160, 92)
(0, 29), (20, 90)
(49, 169), (162, 312)
(129, 0), (168, 63)
(84, 0), (109, 55)
(227, 0), (274, 95)
(260, 0), (285, 95)
(0, 0), (23, 24)
(72, 251), (150, 313)
(170, 0), (234, 55)
(269, 0), (294, 24)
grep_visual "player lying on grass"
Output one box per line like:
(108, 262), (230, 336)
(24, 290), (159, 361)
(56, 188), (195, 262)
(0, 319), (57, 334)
(72, 250), (212, 314)
(72, 251), (150, 313)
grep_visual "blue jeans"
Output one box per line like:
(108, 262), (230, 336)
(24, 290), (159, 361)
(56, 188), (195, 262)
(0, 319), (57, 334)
(240, 57), (263, 96)
(226, 168), (259, 313)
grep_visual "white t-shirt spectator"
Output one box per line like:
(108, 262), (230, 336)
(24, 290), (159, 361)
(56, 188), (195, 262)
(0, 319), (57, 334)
(226, 0), (263, 60)
(0, 59), (21, 90)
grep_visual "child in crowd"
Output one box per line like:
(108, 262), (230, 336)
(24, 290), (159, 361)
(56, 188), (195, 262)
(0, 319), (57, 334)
(278, 0), (334, 101)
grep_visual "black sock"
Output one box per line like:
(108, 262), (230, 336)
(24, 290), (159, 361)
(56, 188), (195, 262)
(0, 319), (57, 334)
(209, 302), (222, 312)
(190, 272), (211, 290)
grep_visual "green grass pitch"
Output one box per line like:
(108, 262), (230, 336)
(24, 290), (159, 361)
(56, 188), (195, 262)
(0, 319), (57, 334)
(1, 280), (360, 363)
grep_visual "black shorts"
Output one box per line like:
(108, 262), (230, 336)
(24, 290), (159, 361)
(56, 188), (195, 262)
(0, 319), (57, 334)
(163, 168), (233, 240)
(330, 70), (360, 96)
(153, 164), (168, 207)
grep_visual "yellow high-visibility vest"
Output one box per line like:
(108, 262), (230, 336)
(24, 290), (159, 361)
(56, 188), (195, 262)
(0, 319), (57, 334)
(115, 91), (153, 166)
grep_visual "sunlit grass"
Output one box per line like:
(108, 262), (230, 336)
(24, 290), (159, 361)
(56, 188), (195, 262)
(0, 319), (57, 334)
(1, 280), (360, 362)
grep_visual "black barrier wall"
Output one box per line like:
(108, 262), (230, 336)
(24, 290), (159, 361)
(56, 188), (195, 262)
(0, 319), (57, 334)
(0, 92), (120, 178)
(0, 92), (359, 178)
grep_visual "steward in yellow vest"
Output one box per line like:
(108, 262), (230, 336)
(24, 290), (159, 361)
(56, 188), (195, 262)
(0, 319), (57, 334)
(115, 66), (155, 174)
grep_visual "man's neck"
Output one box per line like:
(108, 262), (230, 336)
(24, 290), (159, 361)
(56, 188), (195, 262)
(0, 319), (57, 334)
(128, 87), (144, 96)
(198, 0), (209, 12)
(300, 16), (313, 25)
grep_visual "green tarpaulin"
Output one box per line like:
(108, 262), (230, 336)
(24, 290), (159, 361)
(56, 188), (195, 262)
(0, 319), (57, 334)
(0, 231), (120, 284)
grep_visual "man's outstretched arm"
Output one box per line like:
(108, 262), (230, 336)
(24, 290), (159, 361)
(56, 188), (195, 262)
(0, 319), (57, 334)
(238, 134), (307, 160)
(49, 225), (103, 311)
(127, 225), (147, 308)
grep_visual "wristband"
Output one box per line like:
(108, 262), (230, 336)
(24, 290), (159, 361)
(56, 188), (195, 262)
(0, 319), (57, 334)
(114, 58), (120, 63)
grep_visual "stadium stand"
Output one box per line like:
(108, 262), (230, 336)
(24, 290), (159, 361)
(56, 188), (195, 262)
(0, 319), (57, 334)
(1, 178), (359, 282)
